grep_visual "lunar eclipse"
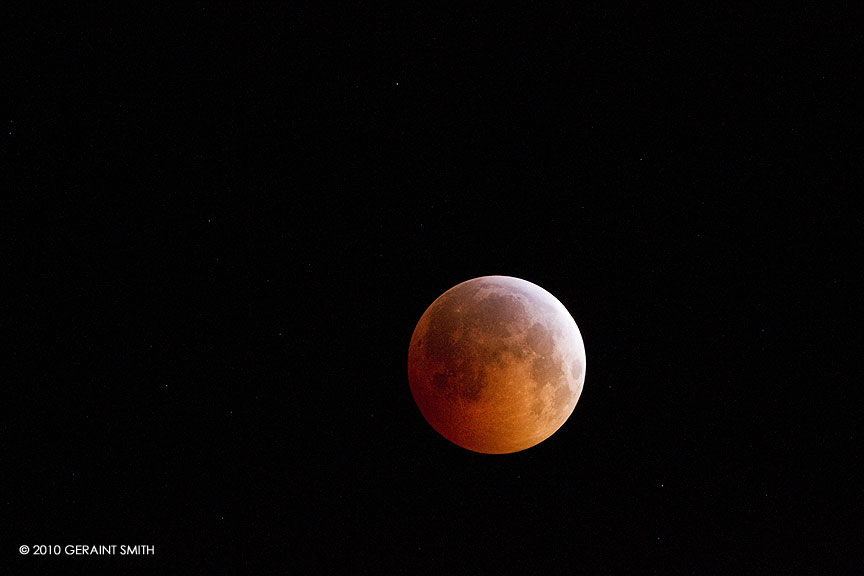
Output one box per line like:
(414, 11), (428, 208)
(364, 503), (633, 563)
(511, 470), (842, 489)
(408, 276), (586, 454)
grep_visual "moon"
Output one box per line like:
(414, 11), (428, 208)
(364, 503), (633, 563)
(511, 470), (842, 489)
(408, 276), (586, 454)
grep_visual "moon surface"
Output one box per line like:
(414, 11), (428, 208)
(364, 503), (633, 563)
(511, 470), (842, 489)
(408, 276), (586, 454)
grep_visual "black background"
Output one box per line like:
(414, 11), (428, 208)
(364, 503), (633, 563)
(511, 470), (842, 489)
(7, 3), (860, 574)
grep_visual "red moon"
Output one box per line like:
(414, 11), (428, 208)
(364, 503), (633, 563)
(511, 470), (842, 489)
(408, 276), (586, 454)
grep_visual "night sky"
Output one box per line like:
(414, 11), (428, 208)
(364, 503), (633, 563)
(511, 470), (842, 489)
(8, 3), (859, 574)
